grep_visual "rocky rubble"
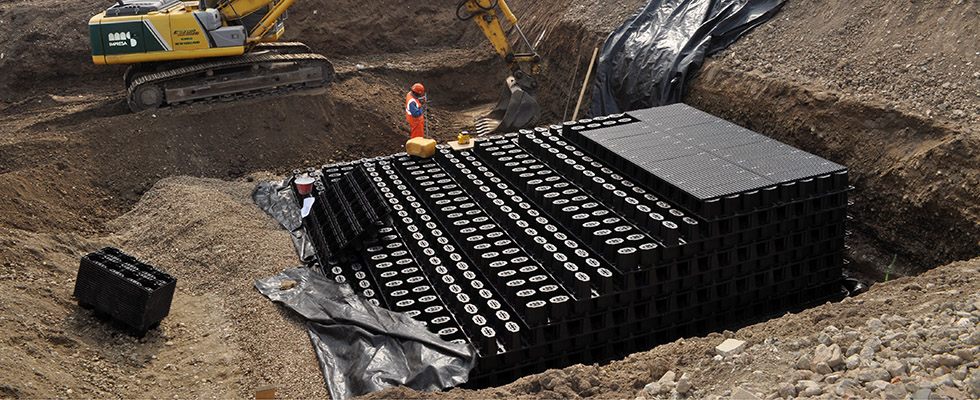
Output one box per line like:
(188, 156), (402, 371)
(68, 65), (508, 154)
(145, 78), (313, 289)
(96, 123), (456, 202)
(638, 292), (980, 400)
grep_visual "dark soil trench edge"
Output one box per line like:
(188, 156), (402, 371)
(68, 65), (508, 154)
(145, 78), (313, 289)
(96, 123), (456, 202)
(685, 62), (980, 278)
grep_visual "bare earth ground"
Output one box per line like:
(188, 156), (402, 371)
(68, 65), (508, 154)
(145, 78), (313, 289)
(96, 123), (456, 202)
(1, 0), (980, 398)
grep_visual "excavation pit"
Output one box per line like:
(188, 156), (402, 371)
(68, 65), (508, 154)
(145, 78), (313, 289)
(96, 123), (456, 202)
(298, 104), (849, 387)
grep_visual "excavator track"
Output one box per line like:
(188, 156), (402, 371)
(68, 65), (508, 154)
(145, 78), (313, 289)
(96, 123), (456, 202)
(127, 52), (334, 112)
(253, 41), (313, 54)
(122, 42), (314, 89)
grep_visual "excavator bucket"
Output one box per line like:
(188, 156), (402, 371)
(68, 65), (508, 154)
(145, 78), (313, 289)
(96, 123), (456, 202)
(478, 76), (541, 134)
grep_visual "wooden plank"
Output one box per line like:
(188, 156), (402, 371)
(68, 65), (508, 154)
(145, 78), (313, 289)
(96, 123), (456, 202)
(572, 47), (600, 121)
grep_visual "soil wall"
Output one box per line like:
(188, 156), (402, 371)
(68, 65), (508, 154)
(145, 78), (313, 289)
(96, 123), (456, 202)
(0, 92), (408, 235)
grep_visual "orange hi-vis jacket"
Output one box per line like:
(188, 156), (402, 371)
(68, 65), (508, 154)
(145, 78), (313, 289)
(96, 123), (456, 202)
(405, 91), (425, 139)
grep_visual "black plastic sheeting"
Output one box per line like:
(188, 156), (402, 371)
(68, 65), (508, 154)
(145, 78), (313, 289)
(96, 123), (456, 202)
(589, 0), (785, 116)
(253, 180), (477, 399)
(252, 179), (316, 262)
(255, 267), (477, 400)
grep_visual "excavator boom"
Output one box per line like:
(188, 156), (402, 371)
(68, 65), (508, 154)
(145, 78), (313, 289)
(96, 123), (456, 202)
(457, 0), (541, 133)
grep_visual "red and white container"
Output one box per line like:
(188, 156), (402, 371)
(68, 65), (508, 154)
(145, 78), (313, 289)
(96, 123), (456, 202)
(294, 176), (315, 195)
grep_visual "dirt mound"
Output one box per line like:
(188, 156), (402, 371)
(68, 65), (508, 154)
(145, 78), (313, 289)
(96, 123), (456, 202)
(0, 0), (118, 102)
(0, 89), (409, 236)
(0, 176), (326, 398)
(288, 1), (486, 57)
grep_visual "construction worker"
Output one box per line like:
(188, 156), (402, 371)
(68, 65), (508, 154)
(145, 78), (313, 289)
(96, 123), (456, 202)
(405, 83), (426, 139)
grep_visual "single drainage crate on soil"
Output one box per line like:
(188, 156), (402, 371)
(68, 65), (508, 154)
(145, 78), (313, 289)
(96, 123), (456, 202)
(301, 104), (850, 387)
(73, 247), (177, 336)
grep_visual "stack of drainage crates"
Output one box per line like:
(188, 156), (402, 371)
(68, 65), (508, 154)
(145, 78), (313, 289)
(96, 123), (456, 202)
(304, 104), (849, 387)
(302, 164), (392, 260)
(73, 247), (177, 336)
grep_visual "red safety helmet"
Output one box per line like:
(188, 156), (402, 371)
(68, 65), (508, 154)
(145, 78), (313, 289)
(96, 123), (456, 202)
(411, 83), (425, 96)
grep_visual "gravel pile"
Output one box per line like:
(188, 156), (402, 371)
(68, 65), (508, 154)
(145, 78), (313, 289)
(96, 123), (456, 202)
(638, 291), (980, 400)
(711, 0), (980, 130)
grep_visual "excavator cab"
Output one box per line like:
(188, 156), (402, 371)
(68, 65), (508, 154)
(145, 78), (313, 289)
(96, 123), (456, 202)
(458, 0), (542, 134)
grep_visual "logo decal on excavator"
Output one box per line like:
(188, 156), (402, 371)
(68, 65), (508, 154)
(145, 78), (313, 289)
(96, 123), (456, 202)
(107, 32), (137, 47)
(173, 29), (199, 36)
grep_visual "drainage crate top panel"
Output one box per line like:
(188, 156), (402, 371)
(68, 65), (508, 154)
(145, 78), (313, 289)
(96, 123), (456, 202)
(562, 104), (848, 218)
(298, 104), (850, 387)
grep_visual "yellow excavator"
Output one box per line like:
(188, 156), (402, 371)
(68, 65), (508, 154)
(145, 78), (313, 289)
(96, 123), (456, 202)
(89, 0), (333, 112)
(456, 0), (541, 132)
(88, 0), (540, 131)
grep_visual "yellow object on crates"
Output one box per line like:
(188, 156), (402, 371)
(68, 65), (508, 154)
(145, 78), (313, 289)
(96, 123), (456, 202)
(406, 137), (437, 158)
(457, 132), (471, 145)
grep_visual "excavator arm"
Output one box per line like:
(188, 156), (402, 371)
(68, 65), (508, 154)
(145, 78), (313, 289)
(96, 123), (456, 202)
(205, 0), (292, 50)
(243, 0), (292, 49)
(457, 0), (541, 133)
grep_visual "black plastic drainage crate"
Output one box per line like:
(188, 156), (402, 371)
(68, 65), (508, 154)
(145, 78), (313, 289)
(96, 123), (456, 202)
(73, 247), (177, 336)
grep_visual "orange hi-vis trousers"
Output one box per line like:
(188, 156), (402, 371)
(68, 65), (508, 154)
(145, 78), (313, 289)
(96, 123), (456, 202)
(407, 115), (425, 139)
